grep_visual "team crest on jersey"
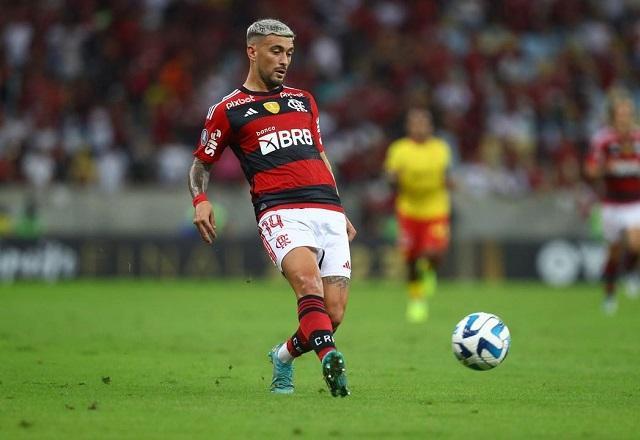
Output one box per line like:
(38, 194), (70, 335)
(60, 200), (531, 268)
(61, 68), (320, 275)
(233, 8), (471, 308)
(200, 129), (208, 146)
(263, 101), (280, 114)
(287, 99), (307, 112)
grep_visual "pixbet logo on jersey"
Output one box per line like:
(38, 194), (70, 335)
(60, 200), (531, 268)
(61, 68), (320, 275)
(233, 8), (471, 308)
(225, 96), (255, 109)
(258, 128), (313, 155)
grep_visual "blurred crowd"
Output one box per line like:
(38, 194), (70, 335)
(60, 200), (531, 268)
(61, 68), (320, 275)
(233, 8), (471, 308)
(1, 0), (639, 196)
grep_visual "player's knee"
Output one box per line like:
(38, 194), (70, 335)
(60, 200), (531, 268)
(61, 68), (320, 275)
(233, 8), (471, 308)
(627, 229), (640, 251)
(289, 272), (323, 295)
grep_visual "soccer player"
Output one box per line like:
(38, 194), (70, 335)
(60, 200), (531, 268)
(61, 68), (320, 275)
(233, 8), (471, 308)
(585, 90), (640, 315)
(188, 19), (356, 397)
(384, 108), (452, 323)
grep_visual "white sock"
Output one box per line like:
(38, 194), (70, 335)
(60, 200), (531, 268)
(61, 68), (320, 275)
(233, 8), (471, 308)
(277, 343), (294, 363)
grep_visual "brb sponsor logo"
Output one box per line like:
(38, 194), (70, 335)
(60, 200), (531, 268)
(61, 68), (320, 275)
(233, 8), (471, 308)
(225, 96), (255, 109)
(258, 128), (313, 155)
(204, 129), (222, 156)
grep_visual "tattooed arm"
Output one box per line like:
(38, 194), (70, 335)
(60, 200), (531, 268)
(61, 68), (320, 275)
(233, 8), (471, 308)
(188, 158), (216, 244)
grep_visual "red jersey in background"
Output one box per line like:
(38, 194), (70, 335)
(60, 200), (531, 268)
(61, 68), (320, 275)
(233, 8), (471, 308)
(587, 127), (640, 204)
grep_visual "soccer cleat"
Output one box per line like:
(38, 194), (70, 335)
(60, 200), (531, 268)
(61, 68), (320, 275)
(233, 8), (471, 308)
(602, 297), (618, 316)
(406, 299), (428, 323)
(267, 344), (294, 394)
(322, 350), (350, 397)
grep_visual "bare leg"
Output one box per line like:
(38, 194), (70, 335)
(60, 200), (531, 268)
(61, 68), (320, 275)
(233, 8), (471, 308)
(281, 247), (323, 298)
(323, 276), (350, 330)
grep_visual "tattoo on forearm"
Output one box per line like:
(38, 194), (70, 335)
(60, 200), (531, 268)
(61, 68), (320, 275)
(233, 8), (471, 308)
(188, 159), (212, 198)
(324, 276), (350, 289)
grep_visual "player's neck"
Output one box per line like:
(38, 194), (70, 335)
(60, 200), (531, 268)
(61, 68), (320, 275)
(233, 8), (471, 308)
(614, 123), (634, 135)
(243, 71), (280, 93)
(410, 135), (428, 144)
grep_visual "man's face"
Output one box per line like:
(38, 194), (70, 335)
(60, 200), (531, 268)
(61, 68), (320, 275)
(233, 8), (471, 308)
(406, 109), (433, 141)
(613, 99), (635, 129)
(249, 35), (294, 89)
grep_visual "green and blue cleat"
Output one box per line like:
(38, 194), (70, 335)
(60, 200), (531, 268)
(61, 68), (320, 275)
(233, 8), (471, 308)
(322, 350), (350, 397)
(267, 344), (294, 394)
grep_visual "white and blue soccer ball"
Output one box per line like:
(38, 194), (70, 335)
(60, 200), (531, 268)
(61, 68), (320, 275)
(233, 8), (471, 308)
(451, 312), (511, 371)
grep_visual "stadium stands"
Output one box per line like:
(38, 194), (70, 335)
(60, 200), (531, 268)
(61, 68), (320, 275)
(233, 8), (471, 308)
(1, 0), (633, 194)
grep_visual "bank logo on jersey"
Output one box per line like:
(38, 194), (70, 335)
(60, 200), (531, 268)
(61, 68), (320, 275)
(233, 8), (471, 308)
(258, 128), (313, 155)
(287, 99), (307, 112)
(204, 129), (222, 156)
(263, 101), (280, 114)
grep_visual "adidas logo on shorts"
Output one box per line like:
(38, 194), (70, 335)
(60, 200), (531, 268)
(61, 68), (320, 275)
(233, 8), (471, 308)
(343, 261), (351, 270)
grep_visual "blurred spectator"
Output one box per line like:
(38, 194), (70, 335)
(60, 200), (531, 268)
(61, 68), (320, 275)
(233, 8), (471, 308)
(2, 0), (640, 197)
(13, 197), (42, 238)
(96, 147), (128, 193)
(0, 204), (12, 236)
(156, 142), (191, 185)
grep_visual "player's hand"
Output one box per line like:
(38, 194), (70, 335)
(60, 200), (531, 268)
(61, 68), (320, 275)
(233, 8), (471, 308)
(193, 201), (217, 244)
(345, 216), (357, 242)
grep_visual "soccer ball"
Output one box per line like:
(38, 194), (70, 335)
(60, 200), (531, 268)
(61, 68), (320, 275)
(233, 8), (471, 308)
(451, 312), (511, 371)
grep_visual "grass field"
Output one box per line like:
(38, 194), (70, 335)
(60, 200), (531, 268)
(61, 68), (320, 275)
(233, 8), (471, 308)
(1, 279), (639, 439)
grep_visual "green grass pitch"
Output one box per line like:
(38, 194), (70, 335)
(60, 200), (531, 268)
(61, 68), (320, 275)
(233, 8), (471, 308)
(1, 279), (639, 439)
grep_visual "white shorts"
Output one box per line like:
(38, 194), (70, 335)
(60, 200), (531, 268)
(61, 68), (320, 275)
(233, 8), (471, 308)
(257, 208), (352, 278)
(601, 201), (640, 242)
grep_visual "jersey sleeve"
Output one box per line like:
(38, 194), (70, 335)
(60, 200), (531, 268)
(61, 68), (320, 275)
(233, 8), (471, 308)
(384, 141), (402, 174)
(193, 103), (233, 164)
(308, 94), (325, 153)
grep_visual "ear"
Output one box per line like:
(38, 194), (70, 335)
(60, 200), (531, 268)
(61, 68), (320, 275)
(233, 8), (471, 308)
(247, 45), (257, 62)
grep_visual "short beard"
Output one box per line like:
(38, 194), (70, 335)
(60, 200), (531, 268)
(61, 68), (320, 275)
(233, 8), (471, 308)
(259, 68), (284, 89)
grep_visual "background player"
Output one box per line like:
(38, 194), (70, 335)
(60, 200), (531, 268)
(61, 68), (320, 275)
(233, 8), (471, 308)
(585, 89), (640, 315)
(384, 108), (452, 323)
(188, 19), (356, 396)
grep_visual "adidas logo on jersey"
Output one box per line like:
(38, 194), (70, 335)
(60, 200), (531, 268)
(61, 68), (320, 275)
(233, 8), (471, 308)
(258, 128), (313, 155)
(342, 261), (351, 270)
(244, 108), (258, 117)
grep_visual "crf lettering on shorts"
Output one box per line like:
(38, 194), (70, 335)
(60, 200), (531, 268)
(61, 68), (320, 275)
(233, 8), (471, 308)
(314, 334), (334, 345)
(260, 214), (284, 236)
(258, 129), (313, 155)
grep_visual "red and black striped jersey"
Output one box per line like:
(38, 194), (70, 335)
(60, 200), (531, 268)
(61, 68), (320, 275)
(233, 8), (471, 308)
(586, 127), (640, 204)
(194, 85), (341, 217)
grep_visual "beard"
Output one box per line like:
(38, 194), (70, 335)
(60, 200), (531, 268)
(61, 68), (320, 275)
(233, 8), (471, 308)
(259, 67), (285, 89)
